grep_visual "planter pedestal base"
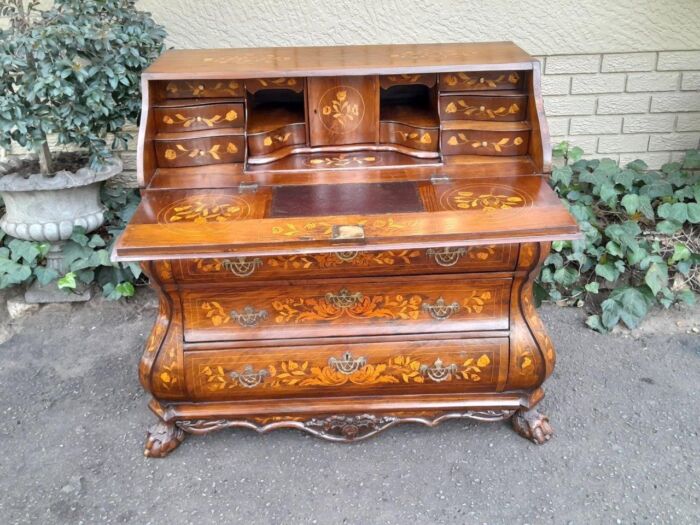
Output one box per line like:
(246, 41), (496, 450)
(24, 280), (91, 303)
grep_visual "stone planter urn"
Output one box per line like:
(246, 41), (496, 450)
(0, 157), (122, 303)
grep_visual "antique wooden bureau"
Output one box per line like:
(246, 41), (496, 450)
(113, 42), (579, 457)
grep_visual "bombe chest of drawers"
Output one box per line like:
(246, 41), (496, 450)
(113, 42), (579, 457)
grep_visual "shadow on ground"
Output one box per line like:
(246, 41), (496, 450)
(0, 289), (698, 524)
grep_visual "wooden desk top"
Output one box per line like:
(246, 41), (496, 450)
(143, 42), (536, 80)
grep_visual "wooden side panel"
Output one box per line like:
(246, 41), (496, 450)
(182, 276), (512, 342)
(184, 338), (509, 400)
(307, 76), (379, 146)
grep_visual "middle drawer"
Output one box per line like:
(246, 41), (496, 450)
(182, 275), (511, 342)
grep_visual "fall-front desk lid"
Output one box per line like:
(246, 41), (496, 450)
(113, 176), (579, 261)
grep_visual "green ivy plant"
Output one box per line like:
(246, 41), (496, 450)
(0, 0), (165, 173)
(0, 187), (142, 298)
(539, 144), (700, 332)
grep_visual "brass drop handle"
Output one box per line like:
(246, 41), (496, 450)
(325, 288), (364, 309)
(427, 247), (467, 267)
(421, 297), (460, 320)
(419, 358), (459, 382)
(328, 352), (367, 375)
(230, 306), (268, 327)
(222, 257), (262, 277)
(229, 365), (268, 388)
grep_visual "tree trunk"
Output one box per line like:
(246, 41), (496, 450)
(37, 140), (53, 176)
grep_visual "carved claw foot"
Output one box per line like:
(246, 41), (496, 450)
(144, 421), (185, 458)
(512, 408), (553, 444)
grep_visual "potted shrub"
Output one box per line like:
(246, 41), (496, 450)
(0, 0), (165, 302)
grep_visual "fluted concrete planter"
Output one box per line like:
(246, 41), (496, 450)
(0, 157), (122, 303)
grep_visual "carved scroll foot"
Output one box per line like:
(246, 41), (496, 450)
(144, 421), (185, 458)
(512, 408), (553, 444)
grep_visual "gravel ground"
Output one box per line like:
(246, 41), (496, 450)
(0, 289), (698, 524)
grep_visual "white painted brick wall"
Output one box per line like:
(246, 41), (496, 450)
(544, 51), (700, 167)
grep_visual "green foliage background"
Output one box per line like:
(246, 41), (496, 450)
(539, 144), (700, 332)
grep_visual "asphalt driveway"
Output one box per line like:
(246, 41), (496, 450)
(0, 290), (698, 524)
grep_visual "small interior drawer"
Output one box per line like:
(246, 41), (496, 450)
(439, 94), (528, 122)
(155, 132), (245, 167)
(439, 71), (523, 91)
(441, 129), (530, 156)
(162, 79), (245, 98)
(154, 102), (245, 133)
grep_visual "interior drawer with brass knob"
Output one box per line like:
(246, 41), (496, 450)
(184, 337), (509, 400)
(439, 71), (523, 91)
(181, 275), (511, 343)
(173, 245), (518, 283)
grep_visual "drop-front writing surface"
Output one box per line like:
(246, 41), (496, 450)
(113, 42), (578, 457)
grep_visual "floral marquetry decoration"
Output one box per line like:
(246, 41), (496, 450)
(198, 352), (493, 392)
(446, 133), (524, 152)
(158, 194), (250, 224)
(318, 86), (365, 133)
(439, 183), (533, 212)
(162, 142), (239, 162)
(444, 101), (521, 120)
(161, 110), (238, 128)
(305, 154), (377, 168)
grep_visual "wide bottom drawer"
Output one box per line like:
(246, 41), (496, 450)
(185, 337), (508, 400)
(182, 275), (511, 342)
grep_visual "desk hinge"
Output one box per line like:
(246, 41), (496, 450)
(238, 181), (259, 193)
(430, 173), (450, 184)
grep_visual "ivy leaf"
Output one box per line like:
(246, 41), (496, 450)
(57, 272), (77, 290)
(620, 194), (640, 215)
(670, 243), (691, 263)
(115, 281), (135, 297)
(614, 169), (636, 190)
(601, 298), (621, 329)
(656, 220), (683, 234)
(70, 227), (89, 247)
(595, 262), (620, 283)
(88, 235), (106, 248)
(605, 241), (624, 257)
(551, 166), (573, 187)
(7, 239), (41, 264)
(644, 262), (669, 296)
(586, 314), (606, 333)
(638, 195), (655, 221)
(612, 287), (649, 329)
(585, 282), (600, 294)
(626, 159), (648, 173)
(34, 266), (59, 286)
(0, 258), (32, 288)
(553, 267), (579, 286)
(688, 203), (700, 224)
(657, 202), (688, 223)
